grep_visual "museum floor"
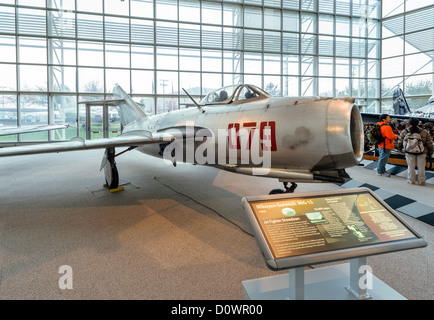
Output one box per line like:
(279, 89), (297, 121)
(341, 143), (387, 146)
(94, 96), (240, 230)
(0, 149), (433, 300)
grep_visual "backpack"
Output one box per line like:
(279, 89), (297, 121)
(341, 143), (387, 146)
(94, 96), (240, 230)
(403, 130), (424, 155)
(367, 123), (386, 145)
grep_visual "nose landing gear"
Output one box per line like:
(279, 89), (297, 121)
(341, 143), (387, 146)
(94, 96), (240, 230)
(269, 182), (297, 195)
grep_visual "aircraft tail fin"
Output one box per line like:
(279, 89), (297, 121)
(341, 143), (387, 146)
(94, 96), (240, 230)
(392, 87), (411, 115)
(112, 85), (147, 126)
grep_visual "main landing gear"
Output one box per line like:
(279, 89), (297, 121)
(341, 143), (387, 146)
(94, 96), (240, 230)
(103, 147), (120, 190)
(269, 182), (297, 195)
(101, 146), (137, 192)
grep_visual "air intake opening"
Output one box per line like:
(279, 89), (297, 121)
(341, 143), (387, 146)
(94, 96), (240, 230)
(350, 104), (364, 163)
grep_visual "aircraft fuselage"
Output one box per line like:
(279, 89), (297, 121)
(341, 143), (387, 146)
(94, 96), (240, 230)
(123, 96), (364, 182)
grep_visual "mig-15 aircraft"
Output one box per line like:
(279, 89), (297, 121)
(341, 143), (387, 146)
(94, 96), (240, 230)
(0, 84), (364, 194)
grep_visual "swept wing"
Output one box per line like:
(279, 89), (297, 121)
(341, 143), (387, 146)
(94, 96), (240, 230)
(0, 130), (173, 157)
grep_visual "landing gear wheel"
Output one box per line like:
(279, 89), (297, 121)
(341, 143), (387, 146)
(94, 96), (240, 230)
(269, 182), (297, 195)
(104, 147), (119, 190)
(105, 164), (119, 190)
(269, 189), (285, 194)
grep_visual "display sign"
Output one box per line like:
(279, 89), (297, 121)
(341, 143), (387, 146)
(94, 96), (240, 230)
(242, 188), (427, 270)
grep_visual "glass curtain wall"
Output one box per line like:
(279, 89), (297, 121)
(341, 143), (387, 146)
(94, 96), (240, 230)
(381, 0), (434, 113)
(0, 0), (380, 142)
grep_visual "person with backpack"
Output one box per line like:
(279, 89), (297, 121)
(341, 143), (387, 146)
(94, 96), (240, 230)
(376, 114), (398, 177)
(397, 117), (433, 186)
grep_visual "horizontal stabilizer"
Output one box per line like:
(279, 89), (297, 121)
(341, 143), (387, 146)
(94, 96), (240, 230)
(79, 85), (147, 126)
(0, 131), (174, 157)
(77, 99), (125, 106)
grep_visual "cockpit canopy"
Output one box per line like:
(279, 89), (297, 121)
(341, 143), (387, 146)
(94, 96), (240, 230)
(199, 84), (271, 106)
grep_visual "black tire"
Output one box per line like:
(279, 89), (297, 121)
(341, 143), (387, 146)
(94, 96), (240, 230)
(269, 189), (285, 195)
(104, 162), (119, 189)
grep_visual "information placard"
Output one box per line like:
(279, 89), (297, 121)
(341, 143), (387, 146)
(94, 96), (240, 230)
(241, 188), (427, 270)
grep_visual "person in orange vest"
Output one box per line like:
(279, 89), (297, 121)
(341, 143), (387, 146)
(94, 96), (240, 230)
(376, 114), (398, 177)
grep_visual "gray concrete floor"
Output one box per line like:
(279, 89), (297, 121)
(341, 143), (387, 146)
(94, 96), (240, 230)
(0, 149), (432, 299)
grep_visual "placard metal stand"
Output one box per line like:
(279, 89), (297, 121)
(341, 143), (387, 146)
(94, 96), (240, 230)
(289, 266), (304, 300)
(243, 257), (406, 300)
(287, 257), (371, 300)
(347, 257), (371, 300)
(241, 188), (427, 300)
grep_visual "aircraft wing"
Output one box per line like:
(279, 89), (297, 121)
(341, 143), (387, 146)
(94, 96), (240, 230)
(0, 124), (70, 136)
(0, 130), (174, 157)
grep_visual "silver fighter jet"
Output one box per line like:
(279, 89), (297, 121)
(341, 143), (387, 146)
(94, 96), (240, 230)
(0, 84), (364, 194)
